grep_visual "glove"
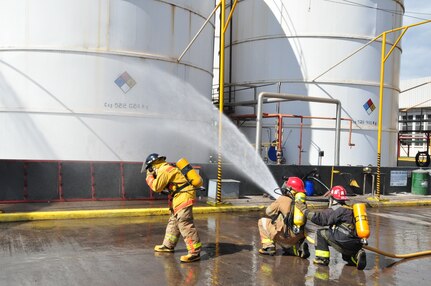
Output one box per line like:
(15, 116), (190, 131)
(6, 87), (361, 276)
(146, 169), (155, 178)
(161, 190), (170, 195)
(295, 200), (308, 213)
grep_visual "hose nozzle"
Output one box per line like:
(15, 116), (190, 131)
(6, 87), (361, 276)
(361, 238), (368, 245)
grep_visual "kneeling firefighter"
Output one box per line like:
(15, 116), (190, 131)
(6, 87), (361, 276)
(258, 176), (310, 258)
(143, 153), (202, 263)
(295, 185), (367, 270)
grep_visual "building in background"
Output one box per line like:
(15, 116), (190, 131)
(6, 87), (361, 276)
(398, 77), (431, 162)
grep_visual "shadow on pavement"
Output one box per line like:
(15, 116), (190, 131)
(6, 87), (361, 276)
(204, 242), (253, 258)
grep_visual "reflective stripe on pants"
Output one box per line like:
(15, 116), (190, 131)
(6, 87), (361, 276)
(258, 218), (275, 248)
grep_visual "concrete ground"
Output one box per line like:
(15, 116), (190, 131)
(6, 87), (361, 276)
(0, 192), (430, 285)
(0, 206), (430, 285)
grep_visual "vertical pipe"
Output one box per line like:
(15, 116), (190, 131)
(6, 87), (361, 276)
(376, 32), (387, 199)
(90, 162), (96, 199)
(427, 132), (430, 155)
(299, 117), (303, 165)
(277, 82), (281, 114)
(216, 0), (226, 204)
(330, 166), (335, 188)
(58, 162), (64, 201)
(277, 115), (283, 164)
(420, 108), (423, 131)
(397, 133), (400, 158)
(120, 162), (126, 200)
(23, 162), (28, 200)
(228, 0), (233, 114)
(348, 119), (354, 146)
(335, 100), (341, 165)
(255, 93), (264, 157)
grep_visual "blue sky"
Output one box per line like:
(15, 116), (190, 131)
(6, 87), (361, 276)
(400, 1), (431, 80)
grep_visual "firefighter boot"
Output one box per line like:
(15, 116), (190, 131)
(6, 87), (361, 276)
(154, 244), (175, 253)
(180, 253), (201, 263)
(283, 242), (310, 258)
(351, 249), (367, 270)
(313, 257), (330, 266)
(342, 254), (355, 266)
(298, 242), (310, 259)
(259, 246), (276, 256)
(282, 247), (296, 256)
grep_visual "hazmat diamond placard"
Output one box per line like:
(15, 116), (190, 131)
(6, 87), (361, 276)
(363, 98), (376, 115)
(115, 72), (136, 93)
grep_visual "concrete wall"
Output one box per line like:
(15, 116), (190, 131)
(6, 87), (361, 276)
(208, 164), (427, 197)
(0, 160), (428, 202)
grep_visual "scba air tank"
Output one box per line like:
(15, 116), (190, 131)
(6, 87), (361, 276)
(353, 203), (370, 244)
(176, 158), (203, 188)
(293, 192), (306, 234)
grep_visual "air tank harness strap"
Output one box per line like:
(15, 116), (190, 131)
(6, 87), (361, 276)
(170, 182), (190, 197)
(282, 203), (295, 237)
(179, 164), (194, 178)
(169, 163), (193, 197)
(167, 183), (189, 212)
(332, 223), (355, 236)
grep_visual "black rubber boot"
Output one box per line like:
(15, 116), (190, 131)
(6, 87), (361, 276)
(313, 257), (329, 266)
(355, 249), (367, 270)
(259, 246), (276, 256)
(299, 242), (310, 259)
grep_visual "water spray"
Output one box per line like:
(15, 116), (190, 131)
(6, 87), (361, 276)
(143, 68), (280, 199)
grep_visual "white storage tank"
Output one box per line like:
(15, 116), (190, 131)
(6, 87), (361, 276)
(224, 0), (403, 166)
(0, 0), (215, 162)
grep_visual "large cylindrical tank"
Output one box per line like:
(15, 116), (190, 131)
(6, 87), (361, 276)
(225, 0), (403, 166)
(0, 0), (214, 162)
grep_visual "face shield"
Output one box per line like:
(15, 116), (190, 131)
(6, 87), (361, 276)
(140, 163), (147, 174)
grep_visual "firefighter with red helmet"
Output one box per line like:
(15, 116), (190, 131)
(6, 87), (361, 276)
(257, 176), (310, 258)
(295, 185), (367, 270)
(143, 153), (201, 263)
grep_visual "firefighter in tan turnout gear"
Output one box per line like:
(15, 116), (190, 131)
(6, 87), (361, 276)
(143, 153), (202, 263)
(258, 177), (310, 258)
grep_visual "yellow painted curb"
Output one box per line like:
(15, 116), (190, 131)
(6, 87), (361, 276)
(0, 205), (266, 223)
(366, 200), (431, 208)
(2, 200), (430, 223)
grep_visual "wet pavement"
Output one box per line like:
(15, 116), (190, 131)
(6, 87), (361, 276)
(0, 207), (430, 285)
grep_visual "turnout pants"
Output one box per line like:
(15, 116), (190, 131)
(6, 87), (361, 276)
(162, 206), (201, 255)
(258, 217), (305, 251)
(315, 227), (362, 260)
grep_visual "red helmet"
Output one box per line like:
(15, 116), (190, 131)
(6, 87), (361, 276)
(284, 177), (305, 193)
(329, 185), (348, 201)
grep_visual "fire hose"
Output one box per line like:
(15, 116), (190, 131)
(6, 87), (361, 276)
(362, 245), (431, 259)
(305, 233), (431, 259)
